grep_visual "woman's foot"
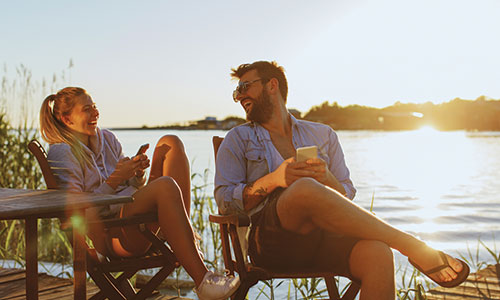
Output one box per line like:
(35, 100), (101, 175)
(195, 271), (240, 300)
(408, 245), (469, 287)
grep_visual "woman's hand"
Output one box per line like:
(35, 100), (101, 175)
(133, 153), (150, 177)
(106, 157), (144, 189)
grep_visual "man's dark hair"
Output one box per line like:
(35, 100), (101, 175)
(231, 61), (288, 103)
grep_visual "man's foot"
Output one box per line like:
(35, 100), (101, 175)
(408, 248), (469, 288)
(195, 271), (240, 300)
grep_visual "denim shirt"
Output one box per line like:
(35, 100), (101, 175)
(214, 114), (356, 217)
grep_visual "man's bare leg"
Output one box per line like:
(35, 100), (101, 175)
(276, 178), (464, 286)
(349, 240), (395, 300)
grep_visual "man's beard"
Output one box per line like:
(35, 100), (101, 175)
(246, 90), (274, 124)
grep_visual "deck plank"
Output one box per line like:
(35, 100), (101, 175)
(426, 264), (500, 300)
(0, 268), (193, 299)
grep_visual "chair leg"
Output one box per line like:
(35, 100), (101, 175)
(115, 270), (139, 298)
(341, 280), (360, 300)
(88, 270), (127, 300)
(325, 277), (341, 300)
(135, 264), (176, 300)
(232, 280), (253, 300)
(89, 290), (107, 300)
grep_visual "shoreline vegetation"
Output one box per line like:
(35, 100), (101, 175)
(113, 96), (500, 132)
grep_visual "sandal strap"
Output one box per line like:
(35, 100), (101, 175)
(421, 251), (450, 274)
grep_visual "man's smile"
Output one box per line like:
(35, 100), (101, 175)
(241, 99), (253, 112)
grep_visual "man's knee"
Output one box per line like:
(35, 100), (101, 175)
(350, 240), (394, 279)
(283, 177), (341, 210)
(286, 177), (322, 199)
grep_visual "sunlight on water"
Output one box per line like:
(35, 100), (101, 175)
(339, 128), (499, 255)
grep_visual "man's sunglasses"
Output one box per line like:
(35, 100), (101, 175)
(232, 78), (263, 102)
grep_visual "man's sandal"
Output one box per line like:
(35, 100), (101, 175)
(409, 251), (470, 288)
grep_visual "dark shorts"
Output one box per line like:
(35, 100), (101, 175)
(248, 188), (360, 277)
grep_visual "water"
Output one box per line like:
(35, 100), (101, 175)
(13, 128), (493, 299)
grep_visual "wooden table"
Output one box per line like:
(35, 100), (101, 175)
(0, 188), (133, 300)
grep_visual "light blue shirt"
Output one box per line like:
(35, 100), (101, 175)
(214, 114), (355, 216)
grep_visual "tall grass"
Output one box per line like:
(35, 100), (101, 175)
(0, 62), (74, 269)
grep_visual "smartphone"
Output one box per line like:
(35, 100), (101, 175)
(296, 145), (318, 162)
(135, 143), (149, 156)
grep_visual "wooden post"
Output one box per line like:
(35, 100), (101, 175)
(25, 217), (38, 300)
(73, 210), (87, 299)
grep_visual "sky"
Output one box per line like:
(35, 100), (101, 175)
(1, 0), (500, 128)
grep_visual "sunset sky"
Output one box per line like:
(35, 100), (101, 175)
(1, 0), (499, 128)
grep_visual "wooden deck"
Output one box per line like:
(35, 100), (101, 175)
(426, 264), (500, 299)
(0, 268), (192, 300)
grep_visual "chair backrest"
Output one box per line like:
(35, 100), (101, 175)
(212, 136), (224, 161)
(28, 139), (59, 189)
(212, 135), (250, 262)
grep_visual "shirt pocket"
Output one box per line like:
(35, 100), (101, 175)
(245, 147), (268, 182)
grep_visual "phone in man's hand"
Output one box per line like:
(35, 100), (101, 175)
(296, 145), (318, 162)
(135, 143), (149, 156)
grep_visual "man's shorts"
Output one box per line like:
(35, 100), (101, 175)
(248, 188), (360, 277)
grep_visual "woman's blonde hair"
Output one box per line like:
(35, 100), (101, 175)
(40, 87), (91, 164)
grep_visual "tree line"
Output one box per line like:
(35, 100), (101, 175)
(302, 96), (500, 131)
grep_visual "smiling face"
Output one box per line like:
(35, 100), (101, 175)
(62, 93), (99, 144)
(236, 69), (274, 123)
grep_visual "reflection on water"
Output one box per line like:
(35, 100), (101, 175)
(115, 128), (500, 257)
(342, 128), (500, 254)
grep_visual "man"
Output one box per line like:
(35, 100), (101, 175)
(214, 61), (468, 299)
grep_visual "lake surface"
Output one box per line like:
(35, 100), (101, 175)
(113, 128), (499, 298)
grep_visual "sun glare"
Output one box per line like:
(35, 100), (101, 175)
(416, 124), (437, 133)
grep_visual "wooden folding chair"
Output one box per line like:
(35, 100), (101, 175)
(209, 136), (360, 300)
(28, 139), (179, 300)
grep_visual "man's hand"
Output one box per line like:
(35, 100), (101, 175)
(272, 157), (316, 187)
(273, 157), (346, 195)
(302, 157), (329, 185)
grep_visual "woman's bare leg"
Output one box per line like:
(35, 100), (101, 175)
(120, 177), (207, 286)
(149, 135), (191, 214)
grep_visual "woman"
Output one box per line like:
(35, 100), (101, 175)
(39, 87), (239, 300)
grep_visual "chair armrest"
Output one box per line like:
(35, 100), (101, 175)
(209, 213), (250, 227)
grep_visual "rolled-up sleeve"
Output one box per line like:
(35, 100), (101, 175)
(214, 131), (248, 215)
(327, 130), (356, 200)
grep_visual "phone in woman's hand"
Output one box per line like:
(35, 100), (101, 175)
(135, 143), (149, 156)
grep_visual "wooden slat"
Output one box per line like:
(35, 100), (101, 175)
(426, 264), (500, 300)
(0, 270), (26, 283)
(0, 268), (101, 300)
(0, 267), (194, 300)
(0, 188), (132, 219)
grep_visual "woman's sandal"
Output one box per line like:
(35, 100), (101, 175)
(409, 250), (470, 288)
